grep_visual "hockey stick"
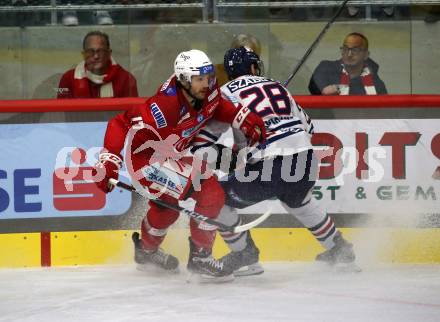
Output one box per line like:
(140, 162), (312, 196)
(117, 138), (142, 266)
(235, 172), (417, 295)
(283, 0), (350, 87)
(109, 178), (271, 233)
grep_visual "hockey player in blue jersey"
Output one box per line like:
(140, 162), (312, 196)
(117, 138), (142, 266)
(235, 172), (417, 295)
(192, 46), (359, 276)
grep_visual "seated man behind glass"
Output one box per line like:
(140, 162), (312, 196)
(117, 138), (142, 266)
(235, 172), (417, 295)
(309, 32), (387, 95)
(57, 31), (138, 99)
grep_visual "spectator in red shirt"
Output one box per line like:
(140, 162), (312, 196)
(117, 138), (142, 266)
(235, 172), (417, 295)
(57, 31), (138, 99)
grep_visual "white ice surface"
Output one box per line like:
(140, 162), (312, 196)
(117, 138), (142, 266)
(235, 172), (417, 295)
(0, 263), (439, 322)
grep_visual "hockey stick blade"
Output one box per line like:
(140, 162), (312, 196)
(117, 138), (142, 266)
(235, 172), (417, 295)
(231, 210), (271, 233)
(108, 178), (270, 233)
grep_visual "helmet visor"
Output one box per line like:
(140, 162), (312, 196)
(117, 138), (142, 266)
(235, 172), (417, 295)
(196, 64), (216, 90)
(191, 72), (217, 91)
(197, 64), (215, 75)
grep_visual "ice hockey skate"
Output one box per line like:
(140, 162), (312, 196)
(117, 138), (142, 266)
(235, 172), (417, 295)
(219, 234), (264, 277)
(132, 232), (179, 273)
(315, 232), (361, 272)
(187, 237), (234, 283)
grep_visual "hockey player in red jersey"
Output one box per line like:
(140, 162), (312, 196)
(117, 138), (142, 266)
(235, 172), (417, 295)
(192, 47), (359, 276)
(94, 49), (266, 281)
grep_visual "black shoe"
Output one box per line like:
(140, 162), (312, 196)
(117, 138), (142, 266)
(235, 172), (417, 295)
(219, 233), (264, 276)
(132, 232), (179, 271)
(187, 237), (234, 282)
(316, 232), (355, 265)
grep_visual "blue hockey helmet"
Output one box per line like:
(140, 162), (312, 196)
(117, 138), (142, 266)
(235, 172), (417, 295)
(223, 46), (264, 80)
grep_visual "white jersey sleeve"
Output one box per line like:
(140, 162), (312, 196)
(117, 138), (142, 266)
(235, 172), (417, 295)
(293, 102), (314, 136)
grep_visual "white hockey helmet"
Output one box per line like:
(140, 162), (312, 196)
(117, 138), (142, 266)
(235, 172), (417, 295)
(174, 49), (215, 84)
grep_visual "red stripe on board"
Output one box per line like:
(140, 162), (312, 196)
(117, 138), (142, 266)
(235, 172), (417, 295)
(295, 94), (440, 109)
(0, 97), (146, 113)
(0, 95), (440, 113)
(40, 232), (51, 267)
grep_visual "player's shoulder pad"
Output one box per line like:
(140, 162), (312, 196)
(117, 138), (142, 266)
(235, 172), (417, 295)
(159, 75), (177, 96)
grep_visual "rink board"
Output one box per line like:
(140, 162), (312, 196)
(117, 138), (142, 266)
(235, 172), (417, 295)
(1, 227), (440, 268)
(1, 97), (439, 269)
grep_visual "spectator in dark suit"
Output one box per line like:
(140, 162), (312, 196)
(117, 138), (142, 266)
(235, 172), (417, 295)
(309, 32), (387, 95)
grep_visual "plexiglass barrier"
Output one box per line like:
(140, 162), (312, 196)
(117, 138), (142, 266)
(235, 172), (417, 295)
(0, 2), (439, 99)
(0, 95), (439, 234)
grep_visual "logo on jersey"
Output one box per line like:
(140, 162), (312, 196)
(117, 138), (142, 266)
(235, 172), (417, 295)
(160, 77), (172, 91)
(178, 112), (191, 124)
(182, 122), (205, 138)
(142, 164), (185, 199)
(160, 77), (176, 96)
(265, 116), (295, 127)
(165, 87), (176, 96)
(226, 77), (272, 93)
(225, 94), (239, 104)
(150, 103), (167, 128)
(208, 89), (218, 102)
(206, 101), (219, 114)
(179, 105), (187, 116)
(197, 114), (204, 123)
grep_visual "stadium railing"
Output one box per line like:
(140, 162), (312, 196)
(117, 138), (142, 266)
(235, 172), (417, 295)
(0, 0), (210, 24)
(1, 94), (440, 113)
(2, 1), (440, 24)
(0, 94), (439, 267)
(212, 0), (440, 21)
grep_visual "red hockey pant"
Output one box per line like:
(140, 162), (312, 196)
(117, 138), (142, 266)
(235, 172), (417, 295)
(141, 175), (225, 251)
